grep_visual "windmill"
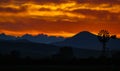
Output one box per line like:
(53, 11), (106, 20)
(97, 30), (110, 57)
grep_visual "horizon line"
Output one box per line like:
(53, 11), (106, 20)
(0, 31), (120, 38)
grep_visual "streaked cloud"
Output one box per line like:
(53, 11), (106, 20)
(0, 0), (119, 37)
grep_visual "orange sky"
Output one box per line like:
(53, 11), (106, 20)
(0, 0), (120, 37)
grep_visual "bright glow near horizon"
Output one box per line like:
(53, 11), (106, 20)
(0, 0), (119, 37)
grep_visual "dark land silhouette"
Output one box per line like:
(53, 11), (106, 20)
(0, 30), (120, 70)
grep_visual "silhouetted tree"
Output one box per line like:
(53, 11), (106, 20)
(97, 30), (110, 57)
(111, 35), (117, 39)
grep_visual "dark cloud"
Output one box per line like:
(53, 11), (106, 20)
(0, 15), (120, 36)
(0, 17), (88, 33)
(33, 0), (68, 4)
(0, 0), (119, 36)
(0, 0), (10, 3)
(39, 8), (52, 11)
(71, 9), (120, 21)
(0, 0), (120, 4)
(75, 0), (120, 4)
(0, 0), (69, 4)
(16, 0), (120, 4)
(0, 6), (27, 13)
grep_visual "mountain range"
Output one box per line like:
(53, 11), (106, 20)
(0, 39), (60, 58)
(0, 31), (120, 58)
(0, 33), (65, 44)
(0, 31), (120, 51)
(0, 38), (102, 58)
(53, 31), (120, 51)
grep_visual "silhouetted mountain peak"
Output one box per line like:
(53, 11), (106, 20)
(35, 34), (48, 38)
(37, 34), (48, 36)
(0, 33), (16, 40)
(77, 31), (94, 35)
(0, 33), (6, 36)
(53, 31), (102, 50)
(72, 31), (96, 39)
(18, 33), (65, 43)
(21, 34), (33, 38)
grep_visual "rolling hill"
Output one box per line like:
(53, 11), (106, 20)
(0, 39), (60, 58)
(53, 31), (120, 51)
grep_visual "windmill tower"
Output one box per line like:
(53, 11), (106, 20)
(97, 30), (110, 58)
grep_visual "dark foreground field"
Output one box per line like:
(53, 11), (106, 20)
(0, 58), (120, 71)
(0, 65), (119, 71)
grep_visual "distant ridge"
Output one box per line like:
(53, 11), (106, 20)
(0, 33), (16, 40)
(0, 31), (120, 58)
(53, 31), (120, 51)
(0, 33), (65, 44)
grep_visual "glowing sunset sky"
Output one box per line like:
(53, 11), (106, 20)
(0, 0), (120, 37)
